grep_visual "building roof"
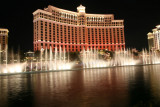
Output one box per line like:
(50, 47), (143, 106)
(33, 5), (116, 17)
(0, 28), (9, 32)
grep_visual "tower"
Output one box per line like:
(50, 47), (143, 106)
(0, 28), (9, 52)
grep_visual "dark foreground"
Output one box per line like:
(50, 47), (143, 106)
(0, 65), (160, 107)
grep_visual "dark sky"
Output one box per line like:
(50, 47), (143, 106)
(0, 0), (159, 52)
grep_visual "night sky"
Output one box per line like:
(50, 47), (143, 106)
(0, 0), (159, 52)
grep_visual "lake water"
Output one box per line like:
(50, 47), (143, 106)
(1, 65), (160, 107)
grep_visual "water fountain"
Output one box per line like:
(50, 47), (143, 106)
(25, 46), (74, 72)
(0, 46), (74, 74)
(142, 49), (160, 64)
(81, 48), (110, 68)
(80, 48), (160, 68)
(0, 45), (25, 74)
(113, 49), (140, 66)
(1, 44), (160, 75)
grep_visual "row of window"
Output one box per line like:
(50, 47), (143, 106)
(34, 12), (123, 27)
(34, 21), (124, 43)
(0, 31), (8, 34)
(34, 44), (125, 51)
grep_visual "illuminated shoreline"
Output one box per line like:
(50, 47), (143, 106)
(0, 63), (160, 76)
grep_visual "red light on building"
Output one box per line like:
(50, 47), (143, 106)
(33, 5), (125, 52)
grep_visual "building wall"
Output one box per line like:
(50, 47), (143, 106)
(148, 38), (154, 51)
(148, 26), (160, 51)
(0, 28), (9, 51)
(33, 5), (125, 52)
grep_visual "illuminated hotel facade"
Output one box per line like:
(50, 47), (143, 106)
(147, 25), (160, 51)
(0, 28), (9, 51)
(33, 5), (125, 52)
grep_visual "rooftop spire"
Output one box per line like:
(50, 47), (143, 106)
(77, 4), (86, 13)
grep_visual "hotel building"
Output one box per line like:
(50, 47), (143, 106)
(147, 25), (160, 51)
(33, 5), (125, 52)
(0, 28), (9, 51)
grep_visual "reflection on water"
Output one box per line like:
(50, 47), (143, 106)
(1, 65), (160, 106)
(143, 65), (160, 105)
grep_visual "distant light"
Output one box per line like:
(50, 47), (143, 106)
(9, 68), (15, 73)
(16, 66), (22, 73)
(3, 69), (8, 73)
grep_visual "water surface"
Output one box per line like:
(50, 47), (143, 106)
(1, 65), (160, 107)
